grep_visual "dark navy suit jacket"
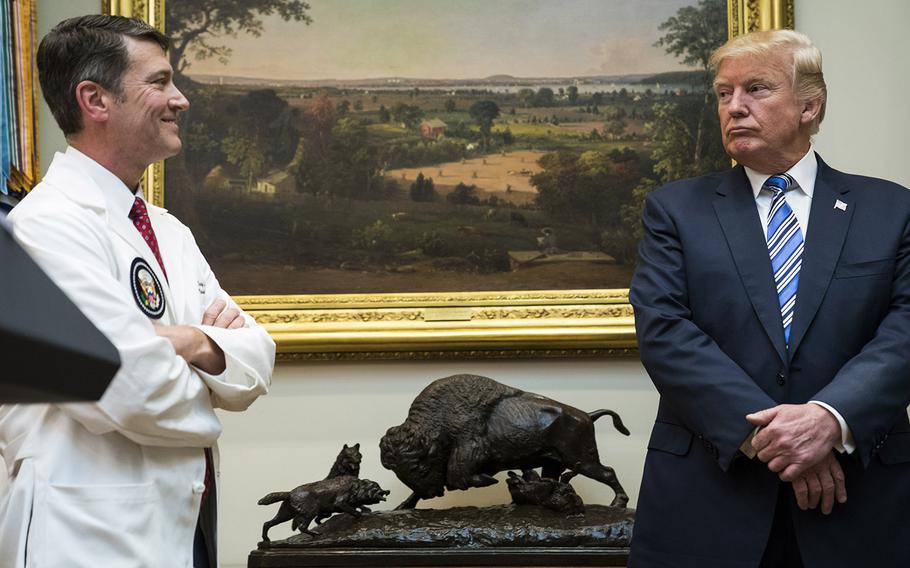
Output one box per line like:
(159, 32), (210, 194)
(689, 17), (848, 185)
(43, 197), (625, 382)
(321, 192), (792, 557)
(629, 155), (910, 567)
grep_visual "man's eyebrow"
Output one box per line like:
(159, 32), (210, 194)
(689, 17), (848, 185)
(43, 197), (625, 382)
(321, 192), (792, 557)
(713, 74), (776, 89)
(143, 68), (172, 80)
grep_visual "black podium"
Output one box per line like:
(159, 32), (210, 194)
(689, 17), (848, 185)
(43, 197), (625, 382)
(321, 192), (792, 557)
(0, 218), (119, 402)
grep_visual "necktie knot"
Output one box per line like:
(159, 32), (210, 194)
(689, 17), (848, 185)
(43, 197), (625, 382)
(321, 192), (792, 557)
(763, 173), (796, 193)
(129, 195), (148, 221)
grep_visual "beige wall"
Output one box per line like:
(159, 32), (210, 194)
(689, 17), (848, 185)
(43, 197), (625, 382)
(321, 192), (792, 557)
(23, 1), (910, 567)
(36, 1), (95, 176)
(796, 0), (910, 187)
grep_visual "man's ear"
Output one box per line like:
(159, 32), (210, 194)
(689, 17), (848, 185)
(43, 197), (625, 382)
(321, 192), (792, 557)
(800, 97), (823, 126)
(74, 80), (113, 126)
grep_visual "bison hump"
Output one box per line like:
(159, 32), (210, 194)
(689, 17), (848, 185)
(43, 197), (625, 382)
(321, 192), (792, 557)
(411, 375), (518, 418)
(491, 396), (561, 434)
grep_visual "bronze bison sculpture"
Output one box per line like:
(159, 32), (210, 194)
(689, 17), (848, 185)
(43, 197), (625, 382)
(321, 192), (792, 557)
(379, 374), (629, 509)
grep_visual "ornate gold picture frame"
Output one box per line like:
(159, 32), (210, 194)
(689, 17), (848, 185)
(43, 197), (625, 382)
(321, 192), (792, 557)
(103, 0), (793, 360)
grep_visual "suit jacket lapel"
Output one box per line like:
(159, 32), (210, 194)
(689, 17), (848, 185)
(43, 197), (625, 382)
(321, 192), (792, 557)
(713, 166), (788, 363)
(787, 157), (853, 360)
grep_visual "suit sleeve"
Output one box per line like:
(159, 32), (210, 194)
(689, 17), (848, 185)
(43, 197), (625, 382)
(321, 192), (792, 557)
(630, 192), (777, 470)
(11, 203), (221, 448)
(187, 233), (274, 412)
(812, 212), (910, 467)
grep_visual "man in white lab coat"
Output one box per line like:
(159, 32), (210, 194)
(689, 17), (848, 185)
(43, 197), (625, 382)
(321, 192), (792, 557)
(0, 15), (275, 567)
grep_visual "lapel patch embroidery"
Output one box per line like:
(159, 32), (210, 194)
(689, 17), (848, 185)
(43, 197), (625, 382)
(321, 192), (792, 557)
(130, 257), (166, 319)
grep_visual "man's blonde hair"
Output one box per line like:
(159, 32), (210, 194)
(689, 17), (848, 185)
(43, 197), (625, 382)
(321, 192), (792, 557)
(710, 29), (826, 134)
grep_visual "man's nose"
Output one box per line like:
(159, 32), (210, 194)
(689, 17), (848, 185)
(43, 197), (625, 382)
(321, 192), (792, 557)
(726, 89), (748, 117)
(170, 86), (190, 111)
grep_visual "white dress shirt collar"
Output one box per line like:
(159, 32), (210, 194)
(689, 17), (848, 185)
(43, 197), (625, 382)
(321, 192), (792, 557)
(64, 146), (144, 220)
(744, 146), (818, 199)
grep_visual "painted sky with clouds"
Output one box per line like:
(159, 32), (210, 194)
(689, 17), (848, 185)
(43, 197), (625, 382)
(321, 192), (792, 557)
(180, 0), (703, 80)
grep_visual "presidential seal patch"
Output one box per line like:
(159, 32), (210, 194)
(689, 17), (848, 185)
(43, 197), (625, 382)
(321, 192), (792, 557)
(130, 257), (165, 319)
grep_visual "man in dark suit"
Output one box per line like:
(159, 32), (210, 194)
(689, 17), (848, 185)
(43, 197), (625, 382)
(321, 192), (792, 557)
(629, 29), (910, 567)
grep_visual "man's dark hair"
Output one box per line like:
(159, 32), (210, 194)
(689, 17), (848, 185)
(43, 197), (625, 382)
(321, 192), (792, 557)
(37, 15), (169, 136)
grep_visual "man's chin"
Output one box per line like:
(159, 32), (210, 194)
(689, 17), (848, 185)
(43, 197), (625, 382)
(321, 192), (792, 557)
(158, 141), (183, 161)
(724, 141), (761, 167)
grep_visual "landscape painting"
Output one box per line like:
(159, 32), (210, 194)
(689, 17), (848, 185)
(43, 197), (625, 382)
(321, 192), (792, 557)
(163, 0), (730, 296)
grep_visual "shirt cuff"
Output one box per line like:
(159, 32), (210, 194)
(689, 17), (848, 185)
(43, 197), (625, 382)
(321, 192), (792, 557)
(809, 400), (856, 454)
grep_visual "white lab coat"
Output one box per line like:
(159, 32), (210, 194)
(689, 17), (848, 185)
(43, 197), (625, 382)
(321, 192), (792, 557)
(0, 148), (275, 567)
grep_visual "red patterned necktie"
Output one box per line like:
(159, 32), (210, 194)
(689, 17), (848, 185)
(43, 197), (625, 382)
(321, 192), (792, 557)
(128, 196), (168, 281)
(203, 447), (215, 503)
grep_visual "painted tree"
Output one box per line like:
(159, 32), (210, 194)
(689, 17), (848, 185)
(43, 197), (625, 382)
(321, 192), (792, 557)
(646, 102), (696, 182)
(326, 118), (379, 199)
(468, 100), (500, 151)
(391, 103), (424, 129)
(290, 93), (334, 195)
(534, 87), (555, 107)
(222, 127), (265, 189)
(167, 0), (312, 80)
(617, 0), (729, 251)
(604, 117), (627, 140)
(654, 0), (726, 168)
(446, 183), (480, 205)
(221, 89), (298, 189)
(161, 1), (312, 235)
(409, 172), (436, 202)
(301, 92), (337, 159)
(517, 88), (536, 108)
(293, 117), (380, 200)
(531, 150), (644, 230)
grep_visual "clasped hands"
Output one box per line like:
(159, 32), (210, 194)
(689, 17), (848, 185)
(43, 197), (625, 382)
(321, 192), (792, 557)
(747, 404), (847, 515)
(154, 299), (244, 374)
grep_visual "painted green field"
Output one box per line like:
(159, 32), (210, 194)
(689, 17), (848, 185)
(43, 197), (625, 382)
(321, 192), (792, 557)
(197, 188), (634, 294)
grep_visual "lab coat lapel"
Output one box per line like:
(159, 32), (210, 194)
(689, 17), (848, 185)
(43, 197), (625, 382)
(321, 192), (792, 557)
(146, 204), (186, 322)
(107, 210), (179, 324)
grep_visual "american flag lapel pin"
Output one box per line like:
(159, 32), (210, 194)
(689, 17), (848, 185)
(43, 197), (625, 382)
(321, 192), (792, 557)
(834, 199), (848, 211)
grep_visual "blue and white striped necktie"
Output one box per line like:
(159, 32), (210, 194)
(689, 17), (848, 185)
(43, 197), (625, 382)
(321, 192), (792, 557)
(764, 173), (803, 345)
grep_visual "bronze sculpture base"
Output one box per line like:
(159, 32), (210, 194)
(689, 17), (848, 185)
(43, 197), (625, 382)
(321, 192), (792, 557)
(249, 504), (632, 567)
